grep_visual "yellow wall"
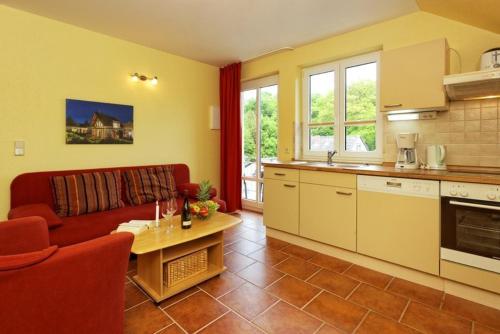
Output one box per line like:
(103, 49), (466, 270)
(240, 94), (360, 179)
(0, 6), (220, 217)
(242, 11), (500, 161)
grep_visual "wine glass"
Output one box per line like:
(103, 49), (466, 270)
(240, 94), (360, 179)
(161, 198), (177, 232)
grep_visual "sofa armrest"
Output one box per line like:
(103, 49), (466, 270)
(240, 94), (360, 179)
(0, 217), (50, 255)
(177, 183), (217, 199)
(0, 246), (58, 271)
(9, 203), (63, 229)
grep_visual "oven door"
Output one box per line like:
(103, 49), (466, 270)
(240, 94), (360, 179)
(441, 197), (500, 273)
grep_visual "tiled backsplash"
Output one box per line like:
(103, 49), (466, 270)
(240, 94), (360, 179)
(383, 98), (500, 167)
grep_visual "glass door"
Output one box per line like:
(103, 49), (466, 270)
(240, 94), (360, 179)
(241, 76), (278, 211)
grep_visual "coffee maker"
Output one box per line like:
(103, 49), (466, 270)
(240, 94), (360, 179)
(396, 133), (419, 169)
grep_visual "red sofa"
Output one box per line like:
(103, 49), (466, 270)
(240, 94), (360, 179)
(9, 164), (226, 247)
(0, 216), (134, 334)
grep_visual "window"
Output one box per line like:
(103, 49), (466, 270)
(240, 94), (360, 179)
(241, 75), (278, 211)
(302, 52), (382, 162)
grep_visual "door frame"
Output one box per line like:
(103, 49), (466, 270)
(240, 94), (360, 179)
(241, 75), (279, 212)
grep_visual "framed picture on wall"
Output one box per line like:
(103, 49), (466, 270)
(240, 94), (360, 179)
(65, 99), (134, 144)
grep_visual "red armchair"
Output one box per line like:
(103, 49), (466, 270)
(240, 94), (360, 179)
(0, 217), (134, 334)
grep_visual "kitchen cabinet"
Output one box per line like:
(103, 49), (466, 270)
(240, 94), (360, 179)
(357, 176), (440, 275)
(300, 183), (356, 251)
(380, 38), (449, 112)
(299, 171), (357, 251)
(440, 260), (500, 294)
(263, 168), (299, 234)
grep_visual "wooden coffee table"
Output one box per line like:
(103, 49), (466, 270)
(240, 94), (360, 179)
(130, 212), (241, 302)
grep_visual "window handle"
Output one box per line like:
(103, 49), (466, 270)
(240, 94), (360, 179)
(384, 104), (402, 108)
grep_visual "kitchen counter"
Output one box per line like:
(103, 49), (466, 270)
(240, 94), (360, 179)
(263, 161), (500, 185)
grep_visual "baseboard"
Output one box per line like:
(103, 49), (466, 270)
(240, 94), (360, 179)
(266, 228), (500, 310)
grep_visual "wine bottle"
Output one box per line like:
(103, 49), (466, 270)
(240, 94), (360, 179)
(181, 190), (192, 229)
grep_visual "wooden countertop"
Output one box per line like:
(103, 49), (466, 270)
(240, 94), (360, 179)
(263, 161), (500, 185)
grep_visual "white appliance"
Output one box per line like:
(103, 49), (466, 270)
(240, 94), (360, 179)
(481, 48), (500, 70)
(357, 175), (440, 274)
(444, 68), (500, 100)
(440, 181), (500, 274)
(426, 145), (447, 170)
(396, 133), (419, 169)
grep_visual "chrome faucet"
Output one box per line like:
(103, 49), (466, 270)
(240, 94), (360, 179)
(327, 150), (337, 165)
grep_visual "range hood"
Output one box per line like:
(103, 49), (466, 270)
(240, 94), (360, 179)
(444, 69), (500, 101)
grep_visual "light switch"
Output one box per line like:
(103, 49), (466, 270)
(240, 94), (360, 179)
(14, 140), (25, 156)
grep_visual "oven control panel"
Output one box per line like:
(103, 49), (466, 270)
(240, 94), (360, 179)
(441, 181), (500, 202)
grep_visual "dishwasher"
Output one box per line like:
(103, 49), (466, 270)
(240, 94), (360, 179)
(357, 175), (440, 275)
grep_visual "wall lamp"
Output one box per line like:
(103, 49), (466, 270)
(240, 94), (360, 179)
(130, 73), (158, 85)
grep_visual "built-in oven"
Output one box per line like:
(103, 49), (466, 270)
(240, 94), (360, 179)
(441, 181), (500, 274)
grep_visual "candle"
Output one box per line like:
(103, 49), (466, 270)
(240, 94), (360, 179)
(155, 200), (159, 227)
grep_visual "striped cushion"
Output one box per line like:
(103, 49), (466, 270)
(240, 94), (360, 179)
(123, 166), (177, 206)
(51, 171), (125, 217)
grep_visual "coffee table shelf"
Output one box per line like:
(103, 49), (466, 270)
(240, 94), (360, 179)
(162, 234), (221, 263)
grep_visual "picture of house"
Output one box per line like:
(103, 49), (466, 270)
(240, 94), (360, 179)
(66, 99), (133, 144)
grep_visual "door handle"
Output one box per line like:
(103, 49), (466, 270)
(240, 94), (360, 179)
(450, 200), (500, 211)
(336, 191), (352, 196)
(274, 173), (286, 176)
(283, 184), (296, 188)
(384, 103), (403, 108)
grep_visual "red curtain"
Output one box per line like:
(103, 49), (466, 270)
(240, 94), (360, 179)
(219, 63), (242, 212)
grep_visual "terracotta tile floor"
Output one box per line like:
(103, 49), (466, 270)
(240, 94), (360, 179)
(124, 210), (500, 334)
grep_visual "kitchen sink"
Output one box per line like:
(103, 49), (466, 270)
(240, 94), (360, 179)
(304, 162), (369, 169)
(331, 163), (367, 168)
(286, 160), (309, 165)
(287, 161), (373, 169)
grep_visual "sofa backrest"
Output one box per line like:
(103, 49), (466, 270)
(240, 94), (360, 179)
(10, 164), (190, 209)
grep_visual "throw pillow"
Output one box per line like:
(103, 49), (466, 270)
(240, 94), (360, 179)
(51, 171), (124, 217)
(123, 166), (177, 206)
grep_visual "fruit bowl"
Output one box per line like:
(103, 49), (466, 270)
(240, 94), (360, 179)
(190, 200), (219, 220)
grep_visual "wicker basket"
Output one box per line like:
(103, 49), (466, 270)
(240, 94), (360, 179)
(165, 249), (208, 287)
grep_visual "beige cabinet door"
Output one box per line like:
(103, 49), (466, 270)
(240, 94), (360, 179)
(299, 183), (356, 251)
(357, 190), (439, 275)
(263, 179), (299, 234)
(380, 38), (448, 112)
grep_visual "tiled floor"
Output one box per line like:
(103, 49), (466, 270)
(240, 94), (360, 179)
(124, 211), (500, 334)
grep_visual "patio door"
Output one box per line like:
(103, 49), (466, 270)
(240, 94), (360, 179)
(241, 75), (278, 211)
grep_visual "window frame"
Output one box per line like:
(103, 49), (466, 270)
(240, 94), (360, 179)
(301, 52), (382, 163)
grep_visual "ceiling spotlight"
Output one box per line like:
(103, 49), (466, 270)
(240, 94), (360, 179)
(150, 76), (158, 86)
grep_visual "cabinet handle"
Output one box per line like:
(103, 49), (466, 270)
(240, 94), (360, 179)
(274, 173), (286, 176)
(336, 191), (352, 196)
(284, 184), (296, 188)
(386, 181), (402, 188)
(383, 103), (402, 108)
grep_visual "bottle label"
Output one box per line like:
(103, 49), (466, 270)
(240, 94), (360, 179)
(182, 220), (191, 227)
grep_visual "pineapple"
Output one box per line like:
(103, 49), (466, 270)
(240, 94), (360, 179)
(196, 180), (212, 203)
(192, 180), (219, 220)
